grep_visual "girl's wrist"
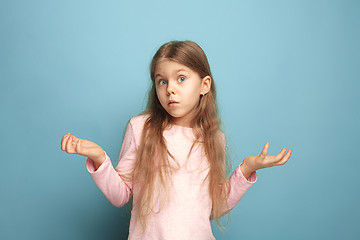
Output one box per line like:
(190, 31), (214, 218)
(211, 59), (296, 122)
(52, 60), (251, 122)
(93, 149), (106, 165)
(93, 150), (106, 170)
(240, 160), (256, 180)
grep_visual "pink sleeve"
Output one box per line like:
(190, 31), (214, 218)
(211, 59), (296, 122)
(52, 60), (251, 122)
(86, 121), (137, 208)
(227, 162), (257, 210)
(218, 132), (257, 215)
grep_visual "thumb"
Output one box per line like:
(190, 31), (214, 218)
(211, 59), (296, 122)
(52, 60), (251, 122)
(260, 142), (269, 157)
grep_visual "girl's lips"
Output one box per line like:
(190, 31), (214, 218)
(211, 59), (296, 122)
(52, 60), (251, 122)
(168, 101), (178, 107)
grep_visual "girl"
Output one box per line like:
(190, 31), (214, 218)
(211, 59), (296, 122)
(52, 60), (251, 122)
(61, 40), (292, 239)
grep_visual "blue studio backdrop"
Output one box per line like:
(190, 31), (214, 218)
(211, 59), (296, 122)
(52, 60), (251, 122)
(1, 0), (359, 239)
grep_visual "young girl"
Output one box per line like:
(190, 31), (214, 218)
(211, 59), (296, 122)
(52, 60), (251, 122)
(61, 40), (292, 239)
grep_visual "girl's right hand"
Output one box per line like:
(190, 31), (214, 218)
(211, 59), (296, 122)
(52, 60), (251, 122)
(61, 133), (106, 166)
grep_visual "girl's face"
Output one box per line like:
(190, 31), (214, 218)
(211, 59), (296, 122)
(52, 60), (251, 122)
(154, 59), (211, 128)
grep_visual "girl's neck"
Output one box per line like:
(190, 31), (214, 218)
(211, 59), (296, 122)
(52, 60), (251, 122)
(171, 118), (192, 129)
(170, 113), (196, 128)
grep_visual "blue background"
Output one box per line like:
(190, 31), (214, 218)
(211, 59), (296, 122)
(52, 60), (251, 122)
(1, 0), (359, 239)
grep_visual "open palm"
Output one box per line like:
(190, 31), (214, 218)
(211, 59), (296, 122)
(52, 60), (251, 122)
(244, 142), (292, 172)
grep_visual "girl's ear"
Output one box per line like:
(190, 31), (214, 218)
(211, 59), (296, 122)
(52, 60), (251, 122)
(200, 76), (211, 95)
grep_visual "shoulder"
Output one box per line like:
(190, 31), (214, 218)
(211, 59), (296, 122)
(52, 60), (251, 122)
(127, 114), (150, 138)
(129, 113), (150, 126)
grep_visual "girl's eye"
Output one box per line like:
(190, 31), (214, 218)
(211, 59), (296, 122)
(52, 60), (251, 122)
(178, 76), (186, 82)
(159, 80), (167, 85)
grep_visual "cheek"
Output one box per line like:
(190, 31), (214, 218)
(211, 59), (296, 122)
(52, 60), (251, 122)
(155, 86), (161, 97)
(156, 88), (166, 104)
(187, 85), (201, 98)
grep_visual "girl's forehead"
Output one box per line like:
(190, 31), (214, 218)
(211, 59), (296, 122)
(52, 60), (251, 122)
(154, 59), (192, 75)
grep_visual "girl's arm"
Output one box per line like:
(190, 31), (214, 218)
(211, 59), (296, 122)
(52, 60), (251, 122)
(220, 142), (292, 217)
(86, 152), (132, 208)
(86, 121), (138, 208)
(61, 121), (137, 208)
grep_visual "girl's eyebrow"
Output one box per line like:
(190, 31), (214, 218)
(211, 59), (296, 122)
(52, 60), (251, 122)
(155, 69), (188, 78)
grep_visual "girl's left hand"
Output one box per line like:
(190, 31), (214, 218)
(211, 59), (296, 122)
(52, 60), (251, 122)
(242, 142), (292, 174)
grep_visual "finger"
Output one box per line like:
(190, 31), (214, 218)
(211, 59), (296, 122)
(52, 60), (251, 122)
(260, 142), (269, 157)
(62, 133), (70, 140)
(75, 139), (81, 155)
(61, 133), (70, 151)
(277, 149), (292, 165)
(70, 135), (80, 142)
(274, 147), (287, 161)
(66, 134), (75, 153)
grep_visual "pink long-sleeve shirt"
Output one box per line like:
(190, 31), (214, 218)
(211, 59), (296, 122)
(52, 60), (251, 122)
(86, 115), (257, 239)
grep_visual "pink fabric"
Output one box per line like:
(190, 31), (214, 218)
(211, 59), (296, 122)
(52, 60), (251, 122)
(86, 115), (257, 240)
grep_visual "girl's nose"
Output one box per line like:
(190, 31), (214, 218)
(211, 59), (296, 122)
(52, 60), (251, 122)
(167, 84), (175, 96)
(167, 89), (174, 96)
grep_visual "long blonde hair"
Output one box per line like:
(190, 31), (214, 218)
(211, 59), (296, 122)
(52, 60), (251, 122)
(125, 40), (231, 232)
